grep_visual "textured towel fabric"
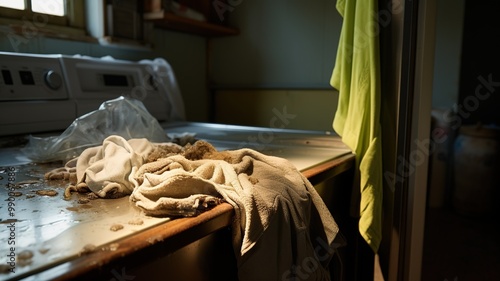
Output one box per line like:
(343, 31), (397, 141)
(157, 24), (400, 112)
(130, 147), (340, 280)
(70, 136), (156, 198)
(330, 0), (383, 252)
(46, 135), (340, 280)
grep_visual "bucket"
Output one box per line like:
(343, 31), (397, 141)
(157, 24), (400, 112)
(452, 124), (500, 217)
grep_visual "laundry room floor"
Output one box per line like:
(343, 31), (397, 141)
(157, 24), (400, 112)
(421, 207), (500, 281)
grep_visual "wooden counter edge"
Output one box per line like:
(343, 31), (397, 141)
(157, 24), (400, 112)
(302, 153), (355, 186)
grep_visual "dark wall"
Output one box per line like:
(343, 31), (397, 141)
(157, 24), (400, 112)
(458, 1), (500, 126)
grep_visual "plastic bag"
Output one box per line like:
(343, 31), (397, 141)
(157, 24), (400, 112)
(22, 96), (169, 163)
(139, 57), (185, 122)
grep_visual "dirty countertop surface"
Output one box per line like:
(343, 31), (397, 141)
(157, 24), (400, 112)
(0, 159), (171, 280)
(0, 125), (353, 280)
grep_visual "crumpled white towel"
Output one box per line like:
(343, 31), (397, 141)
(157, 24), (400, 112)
(46, 136), (156, 198)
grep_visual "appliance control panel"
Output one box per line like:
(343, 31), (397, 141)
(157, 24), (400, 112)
(0, 52), (178, 136)
(60, 56), (170, 120)
(0, 52), (68, 101)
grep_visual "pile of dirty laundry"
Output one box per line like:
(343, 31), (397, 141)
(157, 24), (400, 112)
(46, 135), (340, 281)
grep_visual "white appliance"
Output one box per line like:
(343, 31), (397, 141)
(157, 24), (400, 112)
(0, 52), (180, 136)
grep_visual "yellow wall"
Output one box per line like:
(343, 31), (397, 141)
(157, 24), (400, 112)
(214, 89), (338, 132)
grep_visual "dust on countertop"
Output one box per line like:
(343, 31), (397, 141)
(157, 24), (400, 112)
(35, 189), (58, 197)
(109, 224), (124, 232)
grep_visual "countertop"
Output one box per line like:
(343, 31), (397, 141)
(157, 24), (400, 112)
(0, 123), (354, 280)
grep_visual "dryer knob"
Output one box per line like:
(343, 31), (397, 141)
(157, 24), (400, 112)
(44, 70), (62, 90)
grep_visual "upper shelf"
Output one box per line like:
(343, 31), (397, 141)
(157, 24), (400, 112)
(145, 12), (239, 37)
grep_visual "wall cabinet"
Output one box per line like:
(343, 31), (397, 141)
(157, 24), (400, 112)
(145, 11), (238, 37)
(143, 0), (239, 37)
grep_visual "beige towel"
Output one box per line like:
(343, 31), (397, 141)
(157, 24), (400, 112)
(131, 147), (340, 280)
(46, 135), (340, 280)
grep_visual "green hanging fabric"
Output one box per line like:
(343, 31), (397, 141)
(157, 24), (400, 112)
(331, 0), (383, 252)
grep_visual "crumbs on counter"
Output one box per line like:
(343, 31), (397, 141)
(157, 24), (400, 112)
(63, 186), (74, 199)
(0, 263), (10, 274)
(79, 244), (97, 256)
(38, 247), (50, 254)
(36, 189), (58, 197)
(127, 218), (144, 225)
(109, 243), (119, 251)
(110, 224), (124, 232)
(102, 243), (120, 252)
(77, 198), (90, 204)
(17, 250), (34, 267)
(17, 250), (33, 260)
(87, 193), (99, 200)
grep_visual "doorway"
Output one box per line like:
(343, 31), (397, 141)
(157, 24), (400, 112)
(422, 1), (500, 280)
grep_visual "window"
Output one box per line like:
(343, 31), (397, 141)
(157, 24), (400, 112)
(0, 0), (25, 11)
(0, 0), (86, 42)
(32, 0), (65, 16)
(0, 0), (148, 49)
(0, 0), (65, 16)
(0, 0), (69, 25)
